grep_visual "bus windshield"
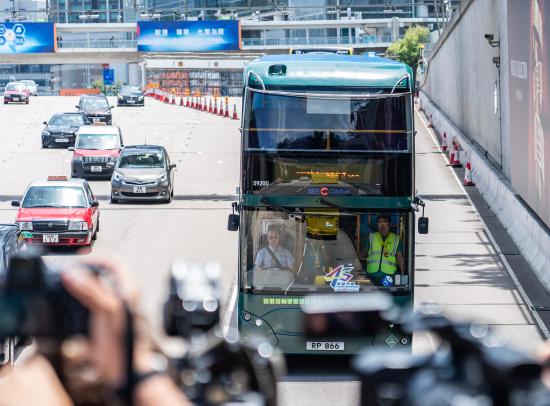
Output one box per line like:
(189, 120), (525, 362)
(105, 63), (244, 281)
(240, 207), (411, 294)
(244, 91), (411, 152)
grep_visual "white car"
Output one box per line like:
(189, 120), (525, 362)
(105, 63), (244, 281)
(20, 80), (38, 96)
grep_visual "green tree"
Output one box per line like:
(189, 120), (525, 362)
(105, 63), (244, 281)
(387, 25), (429, 76)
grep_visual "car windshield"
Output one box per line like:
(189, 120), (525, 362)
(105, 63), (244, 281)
(49, 115), (85, 126)
(122, 86), (141, 94)
(81, 98), (109, 110)
(244, 91), (411, 152)
(118, 152), (164, 168)
(76, 133), (119, 150)
(22, 186), (87, 208)
(240, 207), (411, 294)
(22, 80), (36, 86)
(5, 83), (24, 91)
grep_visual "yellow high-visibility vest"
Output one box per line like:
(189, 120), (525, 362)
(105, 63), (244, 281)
(366, 232), (399, 275)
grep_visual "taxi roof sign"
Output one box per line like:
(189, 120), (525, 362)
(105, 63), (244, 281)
(47, 176), (68, 181)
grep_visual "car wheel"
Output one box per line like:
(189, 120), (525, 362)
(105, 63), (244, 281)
(92, 219), (99, 240)
(171, 188), (174, 198)
(110, 196), (118, 204)
(25, 99), (29, 104)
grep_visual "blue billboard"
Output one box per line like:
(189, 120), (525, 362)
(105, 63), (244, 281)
(137, 20), (240, 52)
(0, 22), (55, 54)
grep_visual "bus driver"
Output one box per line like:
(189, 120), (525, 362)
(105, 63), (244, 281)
(254, 225), (295, 271)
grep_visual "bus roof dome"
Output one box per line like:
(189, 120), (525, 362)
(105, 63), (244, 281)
(244, 54), (413, 91)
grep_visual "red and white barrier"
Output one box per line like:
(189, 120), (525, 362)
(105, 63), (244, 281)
(441, 132), (448, 152)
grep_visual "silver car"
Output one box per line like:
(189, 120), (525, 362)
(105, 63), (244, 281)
(110, 145), (176, 203)
(21, 80), (38, 96)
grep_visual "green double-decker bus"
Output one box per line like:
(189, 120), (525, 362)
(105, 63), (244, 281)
(229, 53), (425, 355)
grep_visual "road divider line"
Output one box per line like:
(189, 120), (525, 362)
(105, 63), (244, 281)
(223, 283), (238, 339)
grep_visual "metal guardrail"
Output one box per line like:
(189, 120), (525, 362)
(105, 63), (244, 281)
(58, 39), (137, 49)
(241, 35), (394, 48)
(56, 35), (394, 50)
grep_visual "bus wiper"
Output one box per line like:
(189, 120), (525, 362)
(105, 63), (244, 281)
(319, 197), (360, 214)
(260, 197), (294, 214)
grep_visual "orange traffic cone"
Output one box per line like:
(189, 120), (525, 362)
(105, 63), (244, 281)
(208, 99), (213, 113)
(186, 97), (190, 107)
(180, 96), (184, 106)
(203, 99), (208, 112)
(171, 95), (176, 105)
(197, 98), (202, 110)
(232, 104), (238, 120)
(224, 101), (229, 118)
(441, 132), (448, 152)
(451, 143), (462, 167)
(213, 100), (218, 115)
(219, 101), (224, 116)
(463, 161), (475, 186)
(427, 114), (433, 128)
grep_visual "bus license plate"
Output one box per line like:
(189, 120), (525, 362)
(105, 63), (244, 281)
(42, 234), (59, 243)
(306, 342), (344, 351)
(91, 166), (102, 172)
(133, 186), (146, 193)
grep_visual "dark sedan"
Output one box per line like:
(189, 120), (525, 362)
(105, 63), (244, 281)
(117, 86), (144, 106)
(41, 112), (90, 148)
(76, 95), (113, 125)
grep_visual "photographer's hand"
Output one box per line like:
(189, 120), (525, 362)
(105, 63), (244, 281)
(62, 258), (189, 406)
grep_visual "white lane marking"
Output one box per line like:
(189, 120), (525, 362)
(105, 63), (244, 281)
(184, 119), (201, 124)
(217, 161), (224, 164)
(223, 284), (238, 339)
(416, 108), (550, 339)
(197, 151), (203, 155)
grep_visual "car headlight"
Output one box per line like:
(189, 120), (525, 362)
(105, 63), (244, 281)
(157, 172), (168, 182)
(138, 96), (144, 100)
(68, 221), (88, 231)
(72, 155), (83, 163)
(17, 221), (32, 231)
(42, 131), (51, 136)
(118, 95), (123, 99)
(112, 171), (123, 182)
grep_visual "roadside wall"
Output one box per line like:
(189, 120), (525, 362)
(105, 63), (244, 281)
(421, 0), (510, 177)
(419, 0), (550, 291)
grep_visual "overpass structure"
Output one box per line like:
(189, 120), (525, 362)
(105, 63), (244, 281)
(0, 17), (439, 64)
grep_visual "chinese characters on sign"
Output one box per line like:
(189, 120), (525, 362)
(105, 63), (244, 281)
(137, 21), (240, 52)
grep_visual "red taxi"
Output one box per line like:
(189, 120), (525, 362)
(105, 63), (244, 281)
(11, 177), (100, 247)
(69, 125), (124, 179)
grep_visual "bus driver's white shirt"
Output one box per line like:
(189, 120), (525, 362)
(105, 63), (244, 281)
(254, 246), (295, 270)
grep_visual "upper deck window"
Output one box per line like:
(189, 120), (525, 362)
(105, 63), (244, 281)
(244, 90), (411, 152)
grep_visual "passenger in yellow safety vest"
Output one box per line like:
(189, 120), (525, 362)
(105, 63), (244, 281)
(365, 215), (404, 286)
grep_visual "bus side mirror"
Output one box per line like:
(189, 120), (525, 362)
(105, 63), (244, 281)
(227, 214), (239, 231)
(418, 217), (429, 234)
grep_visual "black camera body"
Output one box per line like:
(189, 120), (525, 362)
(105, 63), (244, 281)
(0, 253), (89, 339)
